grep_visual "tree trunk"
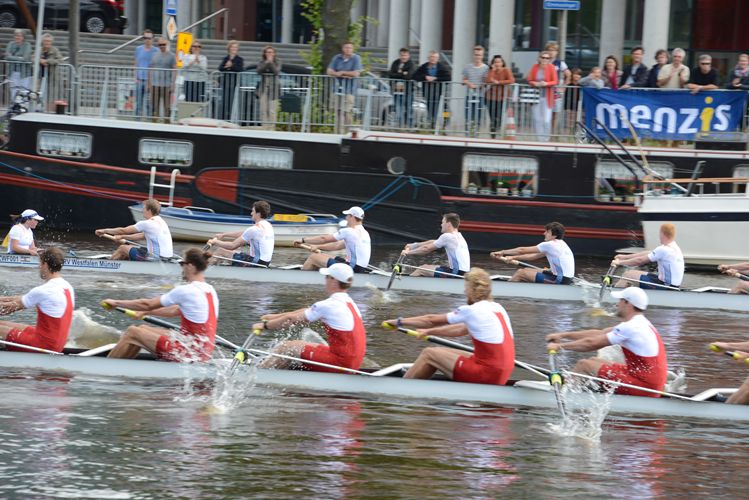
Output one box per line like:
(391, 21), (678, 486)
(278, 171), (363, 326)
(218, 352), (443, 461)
(320, 0), (354, 71)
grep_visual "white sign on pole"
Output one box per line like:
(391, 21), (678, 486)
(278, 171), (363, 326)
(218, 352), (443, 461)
(165, 0), (178, 16)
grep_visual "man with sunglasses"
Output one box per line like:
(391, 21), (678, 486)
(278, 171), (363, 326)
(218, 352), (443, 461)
(103, 248), (219, 362)
(687, 54), (719, 94)
(149, 37), (176, 122)
(134, 29), (156, 119)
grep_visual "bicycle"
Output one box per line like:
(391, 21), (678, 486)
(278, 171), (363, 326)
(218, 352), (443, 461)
(0, 82), (40, 147)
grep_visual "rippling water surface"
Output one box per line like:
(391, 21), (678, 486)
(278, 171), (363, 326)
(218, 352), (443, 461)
(0, 235), (747, 498)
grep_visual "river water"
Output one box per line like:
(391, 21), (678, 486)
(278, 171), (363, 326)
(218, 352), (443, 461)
(0, 235), (747, 498)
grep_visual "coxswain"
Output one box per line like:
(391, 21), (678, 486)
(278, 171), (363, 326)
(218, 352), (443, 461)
(401, 212), (470, 278)
(611, 222), (684, 289)
(385, 268), (515, 385)
(718, 262), (749, 294)
(490, 221), (575, 284)
(207, 200), (274, 267)
(95, 198), (173, 261)
(0, 247), (74, 353)
(253, 263), (366, 372)
(709, 340), (749, 404)
(294, 206), (371, 273)
(103, 248), (218, 361)
(6, 209), (44, 255)
(546, 287), (668, 397)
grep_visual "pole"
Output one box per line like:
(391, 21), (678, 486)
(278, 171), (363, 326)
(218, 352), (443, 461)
(558, 9), (568, 60)
(31, 0), (46, 95)
(68, 0), (80, 68)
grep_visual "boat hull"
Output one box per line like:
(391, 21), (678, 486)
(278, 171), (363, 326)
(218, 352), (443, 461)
(1, 254), (746, 312)
(0, 351), (744, 422)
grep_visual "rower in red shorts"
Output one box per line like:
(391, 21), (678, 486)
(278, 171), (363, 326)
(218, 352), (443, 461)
(0, 247), (74, 353)
(253, 263), (366, 372)
(546, 286), (668, 397)
(103, 248), (218, 362)
(385, 267), (516, 385)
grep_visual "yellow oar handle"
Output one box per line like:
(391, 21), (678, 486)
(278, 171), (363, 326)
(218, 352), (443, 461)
(253, 329), (262, 335)
(548, 348), (559, 355)
(549, 372), (563, 385)
(709, 343), (721, 352)
(381, 321), (423, 339)
(101, 301), (112, 310)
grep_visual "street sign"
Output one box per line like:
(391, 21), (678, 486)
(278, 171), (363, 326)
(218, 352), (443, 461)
(165, 0), (177, 16)
(543, 0), (580, 10)
(166, 16), (178, 41)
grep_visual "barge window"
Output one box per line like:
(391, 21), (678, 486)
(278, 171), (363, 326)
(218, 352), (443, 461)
(461, 154), (538, 196)
(733, 166), (749, 193)
(139, 139), (193, 166)
(595, 160), (673, 202)
(37, 130), (92, 159)
(239, 146), (293, 169)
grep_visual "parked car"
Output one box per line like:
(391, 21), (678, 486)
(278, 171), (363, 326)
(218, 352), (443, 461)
(355, 72), (427, 129)
(0, 0), (126, 34)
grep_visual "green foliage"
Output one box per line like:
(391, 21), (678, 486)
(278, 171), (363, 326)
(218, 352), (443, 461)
(300, 0), (324, 74)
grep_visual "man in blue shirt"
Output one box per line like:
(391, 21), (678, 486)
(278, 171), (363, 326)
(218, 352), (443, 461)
(134, 29), (156, 119)
(326, 42), (363, 133)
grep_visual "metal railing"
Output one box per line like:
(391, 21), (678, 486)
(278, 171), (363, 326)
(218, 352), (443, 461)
(1, 61), (748, 147)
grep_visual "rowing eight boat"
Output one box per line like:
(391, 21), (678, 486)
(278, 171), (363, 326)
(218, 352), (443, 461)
(0, 254), (746, 312)
(0, 350), (743, 422)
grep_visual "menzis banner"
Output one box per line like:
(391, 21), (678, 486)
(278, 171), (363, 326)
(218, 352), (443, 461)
(582, 88), (747, 140)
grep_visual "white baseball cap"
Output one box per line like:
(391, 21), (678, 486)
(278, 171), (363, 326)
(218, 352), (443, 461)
(319, 263), (354, 283)
(611, 287), (648, 310)
(21, 209), (44, 221)
(342, 206), (365, 219)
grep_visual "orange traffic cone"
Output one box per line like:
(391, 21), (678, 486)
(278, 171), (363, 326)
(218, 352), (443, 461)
(504, 107), (516, 140)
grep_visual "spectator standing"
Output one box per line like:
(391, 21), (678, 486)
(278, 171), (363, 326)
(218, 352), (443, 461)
(545, 42), (571, 134)
(257, 45), (282, 129)
(619, 46), (648, 89)
(5, 29), (31, 99)
(527, 51), (558, 142)
(564, 68), (583, 130)
(387, 47), (417, 128)
(134, 29), (156, 119)
(149, 38), (176, 122)
(603, 55), (622, 89)
(217, 40), (244, 121)
(37, 33), (61, 108)
(687, 54), (719, 94)
(579, 67), (605, 88)
(326, 42), (363, 133)
(727, 53), (749, 90)
(181, 40), (208, 103)
(484, 55), (515, 139)
(646, 49), (669, 88)
(413, 51), (451, 129)
(657, 48), (689, 89)
(462, 45), (489, 136)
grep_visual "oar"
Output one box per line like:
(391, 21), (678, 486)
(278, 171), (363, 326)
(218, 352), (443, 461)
(381, 321), (549, 378)
(229, 328), (262, 373)
(242, 346), (373, 375)
(598, 264), (617, 303)
(548, 349), (568, 419)
(100, 233), (143, 248)
(295, 242), (321, 253)
(501, 257), (590, 285)
(386, 254), (405, 291)
(709, 343), (749, 363)
(399, 263), (464, 278)
(212, 254), (269, 268)
(608, 274), (681, 291)
(0, 339), (63, 355)
(724, 269), (749, 282)
(101, 301), (239, 351)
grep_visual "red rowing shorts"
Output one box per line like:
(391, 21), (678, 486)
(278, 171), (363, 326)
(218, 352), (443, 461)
(155, 335), (211, 362)
(597, 363), (661, 398)
(5, 326), (59, 353)
(452, 355), (511, 386)
(300, 344), (358, 373)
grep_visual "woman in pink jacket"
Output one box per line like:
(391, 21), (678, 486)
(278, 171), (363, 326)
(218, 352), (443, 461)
(527, 51), (558, 141)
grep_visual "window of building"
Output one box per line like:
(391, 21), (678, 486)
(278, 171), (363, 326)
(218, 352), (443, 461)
(37, 130), (92, 158)
(139, 139), (193, 166)
(238, 146), (293, 169)
(462, 154), (538, 197)
(595, 160), (674, 202)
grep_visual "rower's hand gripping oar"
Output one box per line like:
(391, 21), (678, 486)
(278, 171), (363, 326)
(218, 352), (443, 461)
(294, 242), (321, 254)
(548, 349), (568, 420)
(381, 320), (473, 352)
(101, 301), (239, 351)
(709, 343), (749, 363)
(100, 233), (143, 248)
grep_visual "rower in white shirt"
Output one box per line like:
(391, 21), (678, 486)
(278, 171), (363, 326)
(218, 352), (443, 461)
(491, 221), (575, 284)
(207, 201), (274, 266)
(611, 223), (684, 289)
(294, 206), (371, 273)
(6, 209), (43, 255)
(95, 199), (173, 261)
(401, 213), (470, 278)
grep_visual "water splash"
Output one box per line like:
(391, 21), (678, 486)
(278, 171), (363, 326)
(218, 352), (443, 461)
(546, 381), (612, 442)
(67, 308), (121, 348)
